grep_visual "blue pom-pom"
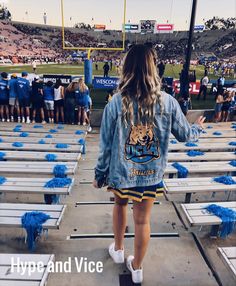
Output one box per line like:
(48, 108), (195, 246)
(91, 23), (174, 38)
(45, 154), (57, 161)
(49, 129), (58, 133)
(202, 130), (207, 134)
(172, 162), (188, 178)
(53, 164), (68, 178)
(185, 142), (198, 147)
(205, 204), (236, 238)
(186, 150), (204, 157)
(75, 130), (85, 135)
(78, 138), (86, 154)
(213, 176), (236, 185)
(0, 152), (6, 160)
(12, 142), (23, 147)
(13, 127), (22, 132)
(34, 124), (43, 128)
(45, 134), (53, 138)
(57, 125), (64, 130)
(229, 160), (236, 167)
(229, 142), (236, 146)
(38, 139), (46, 144)
(0, 176), (6, 184)
(44, 177), (72, 188)
(21, 211), (51, 250)
(170, 140), (177, 144)
(19, 132), (29, 137)
(55, 143), (69, 149)
(15, 124), (22, 128)
(0, 138), (3, 143)
(213, 132), (222, 136)
(206, 126), (213, 129)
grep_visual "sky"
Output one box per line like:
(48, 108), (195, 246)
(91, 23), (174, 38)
(1, 0), (236, 30)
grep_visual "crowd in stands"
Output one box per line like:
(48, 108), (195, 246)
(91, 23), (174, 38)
(0, 71), (92, 131)
(204, 17), (236, 30)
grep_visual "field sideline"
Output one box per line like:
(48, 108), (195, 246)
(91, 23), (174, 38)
(0, 63), (234, 81)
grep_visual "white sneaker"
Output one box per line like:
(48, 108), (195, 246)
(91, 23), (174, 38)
(7, 119), (10, 122)
(108, 242), (124, 264)
(22, 117), (25, 123)
(42, 120), (46, 124)
(87, 125), (92, 132)
(26, 118), (30, 124)
(10, 116), (14, 122)
(2, 118), (5, 122)
(18, 117), (21, 123)
(82, 122), (86, 126)
(51, 118), (54, 124)
(126, 255), (143, 284)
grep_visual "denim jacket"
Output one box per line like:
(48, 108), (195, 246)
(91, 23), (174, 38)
(95, 92), (202, 189)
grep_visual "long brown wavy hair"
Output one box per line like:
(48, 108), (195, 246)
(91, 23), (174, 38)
(118, 44), (162, 126)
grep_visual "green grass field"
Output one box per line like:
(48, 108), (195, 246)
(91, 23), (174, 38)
(1, 63), (234, 81)
(0, 63), (231, 110)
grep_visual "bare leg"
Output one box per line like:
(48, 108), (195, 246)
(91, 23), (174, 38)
(32, 109), (36, 121)
(25, 107), (30, 117)
(78, 107), (81, 124)
(40, 108), (45, 121)
(113, 194), (128, 250)
(60, 107), (64, 123)
(55, 107), (59, 123)
(5, 105), (9, 120)
(0, 106), (3, 119)
(132, 199), (155, 270)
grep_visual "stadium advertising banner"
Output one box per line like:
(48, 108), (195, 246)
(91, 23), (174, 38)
(173, 80), (201, 95)
(94, 24), (106, 31)
(194, 25), (205, 32)
(155, 24), (174, 33)
(43, 75), (72, 86)
(93, 77), (119, 89)
(125, 24), (140, 33)
(140, 20), (156, 34)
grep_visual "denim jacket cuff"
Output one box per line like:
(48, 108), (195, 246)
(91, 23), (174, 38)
(95, 169), (108, 188)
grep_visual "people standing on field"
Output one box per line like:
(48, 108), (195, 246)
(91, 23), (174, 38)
(8, 74), (20, 122)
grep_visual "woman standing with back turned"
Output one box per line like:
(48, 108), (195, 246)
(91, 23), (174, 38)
(93, 45), (205, 284)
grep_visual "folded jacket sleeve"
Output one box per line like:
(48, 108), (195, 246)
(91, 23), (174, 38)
(171, 97), (203, 142)
(94, 102), (116, 187)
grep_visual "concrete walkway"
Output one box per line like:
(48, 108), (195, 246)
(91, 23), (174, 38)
(0, 130), (235, 286)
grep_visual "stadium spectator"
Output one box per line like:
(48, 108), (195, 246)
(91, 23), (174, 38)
(64, 80), (77, 124)
(197, 72), (209, 100)
(221, 90), (233, 122)
(31, 76), (46, 124)
(54, 79), (65, 123)
(157, 61), (165, 78)
(43, 81), (54, 123)
(214, 89), (224, 122)
(16, 72), (31, 123)
(75, 78), (90, 128)
(8, 74), (20, 122)
(0, 72), (9, 122)
(217, 75), (225, 90)
(103, 62), (110, 77)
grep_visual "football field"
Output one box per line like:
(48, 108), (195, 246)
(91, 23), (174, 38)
(1, 63), (233, 81)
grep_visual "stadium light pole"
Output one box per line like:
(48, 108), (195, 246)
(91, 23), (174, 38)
(180, 0), (197, 101)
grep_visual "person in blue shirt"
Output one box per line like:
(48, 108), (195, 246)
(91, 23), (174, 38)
(8, 73), (20, 122)
(16, 71), (31, 123)
(43, 81), (54, 123)
(0, 72), (10, 122)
